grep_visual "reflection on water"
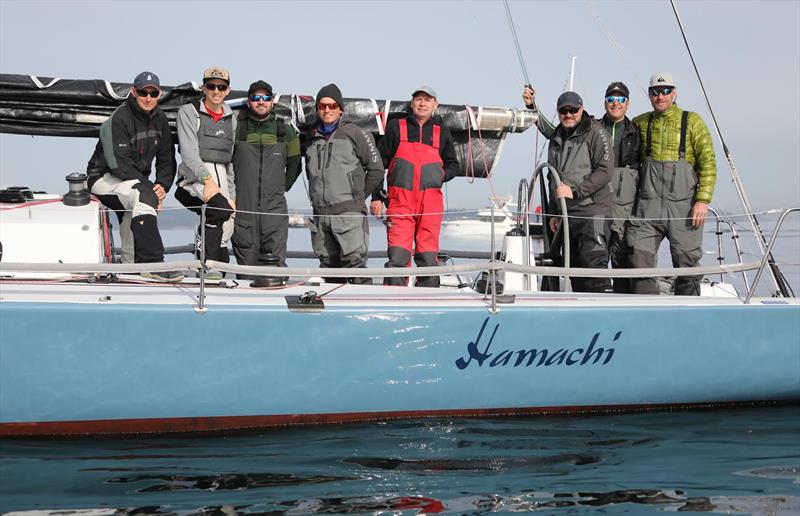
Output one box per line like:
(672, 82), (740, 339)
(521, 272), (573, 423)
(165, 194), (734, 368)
(1, 407), (798, 514)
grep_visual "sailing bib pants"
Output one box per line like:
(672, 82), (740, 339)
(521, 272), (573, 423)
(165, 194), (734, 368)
(385, 119), (444, 288)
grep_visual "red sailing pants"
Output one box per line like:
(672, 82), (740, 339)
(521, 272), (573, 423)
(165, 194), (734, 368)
(385, 119), (444, 287)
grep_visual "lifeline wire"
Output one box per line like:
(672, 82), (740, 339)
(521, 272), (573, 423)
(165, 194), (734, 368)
(670, 0), (792, 297)
(502, 0), (531, 87)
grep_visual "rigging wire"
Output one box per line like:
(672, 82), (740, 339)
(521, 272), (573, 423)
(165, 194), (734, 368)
(584, 0), (648, 97)
(669, 0), (792, 296)
(502, 0), (531, 87)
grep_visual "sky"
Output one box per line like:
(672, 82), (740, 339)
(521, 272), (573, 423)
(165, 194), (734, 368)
(1, 0), (798, 214)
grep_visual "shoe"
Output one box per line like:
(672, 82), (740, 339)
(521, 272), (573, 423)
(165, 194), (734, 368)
(141, 270), (184, 283)
(205, 269), (224, 281)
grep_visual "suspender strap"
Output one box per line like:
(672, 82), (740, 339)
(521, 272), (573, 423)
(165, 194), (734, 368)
(646, 114), (653, 158)
(398, 118), (408, 142)
(678, 110), (689, 159)
(432, 124), (440, 150)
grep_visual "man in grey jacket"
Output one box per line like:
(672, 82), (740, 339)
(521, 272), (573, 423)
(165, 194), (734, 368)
(175, 66), (237, 279)
(303, 83), (384, 284)
(546, 91), (614, 293)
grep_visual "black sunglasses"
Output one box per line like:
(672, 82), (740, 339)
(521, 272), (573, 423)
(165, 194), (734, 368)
(558, 106), (580, 115)
(205, 83), (229, 92)
(136, 89), (160, 98)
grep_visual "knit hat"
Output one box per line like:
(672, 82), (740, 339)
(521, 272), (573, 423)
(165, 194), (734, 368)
(316, 83), (344, 111)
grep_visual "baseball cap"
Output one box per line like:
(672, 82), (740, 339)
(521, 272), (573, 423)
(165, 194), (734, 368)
(412, 85), (437, 98)
(605, 81), (629, 97)
(248, 80), (273, 96)
(133, 71), (160, 90)
(203, 66), (230, 84)
(556, 91), (583, 110)
(649, 73), (675, 89)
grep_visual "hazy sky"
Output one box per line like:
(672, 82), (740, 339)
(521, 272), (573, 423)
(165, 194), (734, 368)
(1, 0), (798, 213)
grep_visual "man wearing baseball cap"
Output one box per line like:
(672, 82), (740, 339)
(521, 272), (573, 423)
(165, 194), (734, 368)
(628, 72), (717, 295)
(545, 90), (614, 293)
(374, 85), (460, 288)
(230, 80), (301, 283)
(601, 81), (640, 293)
(85, 70), (180, 281)
(174, 66), (237, 280)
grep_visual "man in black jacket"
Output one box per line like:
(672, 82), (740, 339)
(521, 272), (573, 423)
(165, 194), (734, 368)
(85, 71), (180, 281)
(601, 82), (640, 293)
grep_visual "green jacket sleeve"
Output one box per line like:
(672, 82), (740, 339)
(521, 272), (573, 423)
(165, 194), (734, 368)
(688, 112), (716, 204)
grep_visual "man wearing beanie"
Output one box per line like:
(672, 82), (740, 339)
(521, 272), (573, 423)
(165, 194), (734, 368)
(303, 83), (384, 283)
(85, 70), (180, 282)
(628, 72), (716, 295)
(175, 66), (237, 280)
(231, 80), (301, 282)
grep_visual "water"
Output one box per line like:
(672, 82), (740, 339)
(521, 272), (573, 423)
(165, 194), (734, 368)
(1, 407), (798, 513)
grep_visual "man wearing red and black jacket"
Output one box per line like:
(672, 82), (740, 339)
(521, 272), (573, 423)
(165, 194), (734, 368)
(373, 86), (460, 288)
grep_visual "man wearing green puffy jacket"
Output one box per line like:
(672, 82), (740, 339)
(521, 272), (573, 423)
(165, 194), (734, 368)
(628, 73), (717, 296)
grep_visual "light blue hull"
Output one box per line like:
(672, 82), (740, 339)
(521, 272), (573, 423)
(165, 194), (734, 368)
(2, 295), (798, 435)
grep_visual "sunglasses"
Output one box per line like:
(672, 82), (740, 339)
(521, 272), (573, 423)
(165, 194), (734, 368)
(558, 106), (580, 115)
(317, 101), (340, 111)
(649, 87), (673, 97)
(605, 95), (628, 104)
(205, 83), (229, 92)
(136, 89), (160, 98)
(250, 94), (272, 102)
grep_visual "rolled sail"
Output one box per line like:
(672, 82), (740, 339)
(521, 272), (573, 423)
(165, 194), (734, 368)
(0, 74), (537, 178)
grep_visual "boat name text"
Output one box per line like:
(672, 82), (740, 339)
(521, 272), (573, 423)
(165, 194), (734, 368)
(455, 317), (620, 370)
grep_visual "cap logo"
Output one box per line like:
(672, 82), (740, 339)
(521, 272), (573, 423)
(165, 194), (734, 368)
(658, 77), (665, 83)
(146, 74), (152, 81)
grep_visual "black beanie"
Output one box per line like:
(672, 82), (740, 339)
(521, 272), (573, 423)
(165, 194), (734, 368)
(316, 83), (344, 111)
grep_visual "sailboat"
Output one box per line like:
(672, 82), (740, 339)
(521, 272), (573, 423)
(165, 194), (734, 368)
(0, 64), (797, 436)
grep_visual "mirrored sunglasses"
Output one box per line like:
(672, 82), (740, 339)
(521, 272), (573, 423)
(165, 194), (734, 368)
(250, 94), (272, 102)
(649, 87), (673, 97)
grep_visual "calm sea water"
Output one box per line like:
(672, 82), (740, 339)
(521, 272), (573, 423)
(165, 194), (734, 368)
(3, 210), (796, 514)
(1, 407), (798, 514)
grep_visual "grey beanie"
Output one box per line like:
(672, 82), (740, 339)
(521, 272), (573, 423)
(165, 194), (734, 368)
(316, 83), (344, 111)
